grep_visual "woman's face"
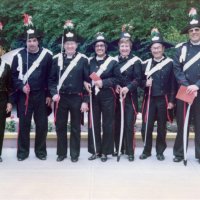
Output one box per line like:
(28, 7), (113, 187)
(119, 41), (131, 57)
(95, 41), (106, 57)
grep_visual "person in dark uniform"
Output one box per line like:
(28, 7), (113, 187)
(0, 22), (12, 162)
(84, 33), (117, 162)
(11, 14), (52, 161)
(173, 8), (200, 163)
(48, 20), (89, 162)
(139, 28), (176, 161)
(113, 25), (142, 161)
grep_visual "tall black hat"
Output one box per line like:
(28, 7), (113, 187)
(109, 24), (141, 51)
(112, 24), (133, 45)
(63, 20), (78, 42)
(22, 14), (43, 40)
(86, 32), (111, 53)
(148, 28), (174, 49)
(181, 8), (200, 34)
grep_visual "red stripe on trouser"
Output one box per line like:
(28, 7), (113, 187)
(141, 94), (146, 121)
(165, 95), (172, 123)
(54, 100), (59, 124)
(25, 93), (29, 115)
(130, 95), (137, 150)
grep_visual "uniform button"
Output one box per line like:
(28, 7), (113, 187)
(69, 75), (72, 77)
(69, 84), (72, 86)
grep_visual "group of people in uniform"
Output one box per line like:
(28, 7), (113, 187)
(0, 7), (200, 165)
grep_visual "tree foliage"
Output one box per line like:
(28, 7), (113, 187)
(0, 0), (200, 55)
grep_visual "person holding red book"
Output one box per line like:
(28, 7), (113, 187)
(173, 8), (200, 163)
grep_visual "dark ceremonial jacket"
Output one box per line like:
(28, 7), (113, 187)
(48, 52), (89, 102)
(114, 54), (142, 95)
(11, 47), (53, 94)
(141, 56), (176, 103)
(0, 58), (12, 103)
(88, 55), (117, 90)
(173, 41), (200, 88)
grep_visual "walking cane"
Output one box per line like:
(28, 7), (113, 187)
(144, 85), (151, 147)
(176, 85), (197, 166)
(23, 14), (32, 115)
(183, 104), (191, 166)
(117, 92), (125, 162)
(54, 35), (64, 123)
(89, 91), (97, 157)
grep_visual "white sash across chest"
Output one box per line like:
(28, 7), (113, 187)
(145, 58), (172, 78)
(57, 53), (83, 91)
(0, 60), (6, 78)
(120, 56), (140, 73)
(17, 48), (49, 84)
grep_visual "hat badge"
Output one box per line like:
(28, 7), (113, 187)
(96, 35), (105, 40)
(152, 36), (159, 41)
(66, 32), (74, 38)
(27, 29), (35, 34)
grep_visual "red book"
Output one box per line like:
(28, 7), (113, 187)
(176, 85), (196, 104)
(89, 72), (101, 81)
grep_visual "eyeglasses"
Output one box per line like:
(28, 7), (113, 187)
(95, 44), (105, 48)
(189, 28), (200, 33)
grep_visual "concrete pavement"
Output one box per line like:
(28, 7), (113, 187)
(0, 147), (199, 200)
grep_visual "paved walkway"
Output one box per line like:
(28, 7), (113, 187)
(0, 147), (199, 200)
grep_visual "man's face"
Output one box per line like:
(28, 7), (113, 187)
(26, 38), (39, 53)
(151, 43), (165, 60)
(188, 27), (200, 43)
(64, 41), (77, 55)
(95, 41), (106, 57)
(119, 42), (131, 57)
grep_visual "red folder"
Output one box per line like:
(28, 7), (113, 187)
(176, 85), (196, 104)
(89, 72), (101, 81)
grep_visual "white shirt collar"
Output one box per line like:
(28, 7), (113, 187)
(190, 40), (200, 45)
(153, 56), (164, 62)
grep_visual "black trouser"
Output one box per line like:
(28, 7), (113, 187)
(122, 94), (137, 156)
(17, 90), (48, 158)
(173, 93), (200, 159)
(88, 88), (115, 155)
(0, 92), (7, 156)
(56, 94), (82, 158)
(141, 96), (167, 155)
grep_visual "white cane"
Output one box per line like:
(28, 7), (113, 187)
(117, 92), (125, 162)
(183, 104), (191, 166)
(89, 91), (97, 157)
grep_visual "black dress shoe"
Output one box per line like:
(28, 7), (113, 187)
(156, 154), (165, 161)
(17, 156), (28, 161)
(173, 157), (183, 162)
(36, 155), (47, 160)
(139, 153), (151, 160)
(88, 154), (102, 160)
(57, 155), (67, 162)
(0, 157), (2, 162)
(101, 154), (107, 162)
(71, 157), (78, 162)
(128, 155), (134, 162)
(112, 152), (118, 157)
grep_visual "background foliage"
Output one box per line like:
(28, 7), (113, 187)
(1, 0), (200, 56)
